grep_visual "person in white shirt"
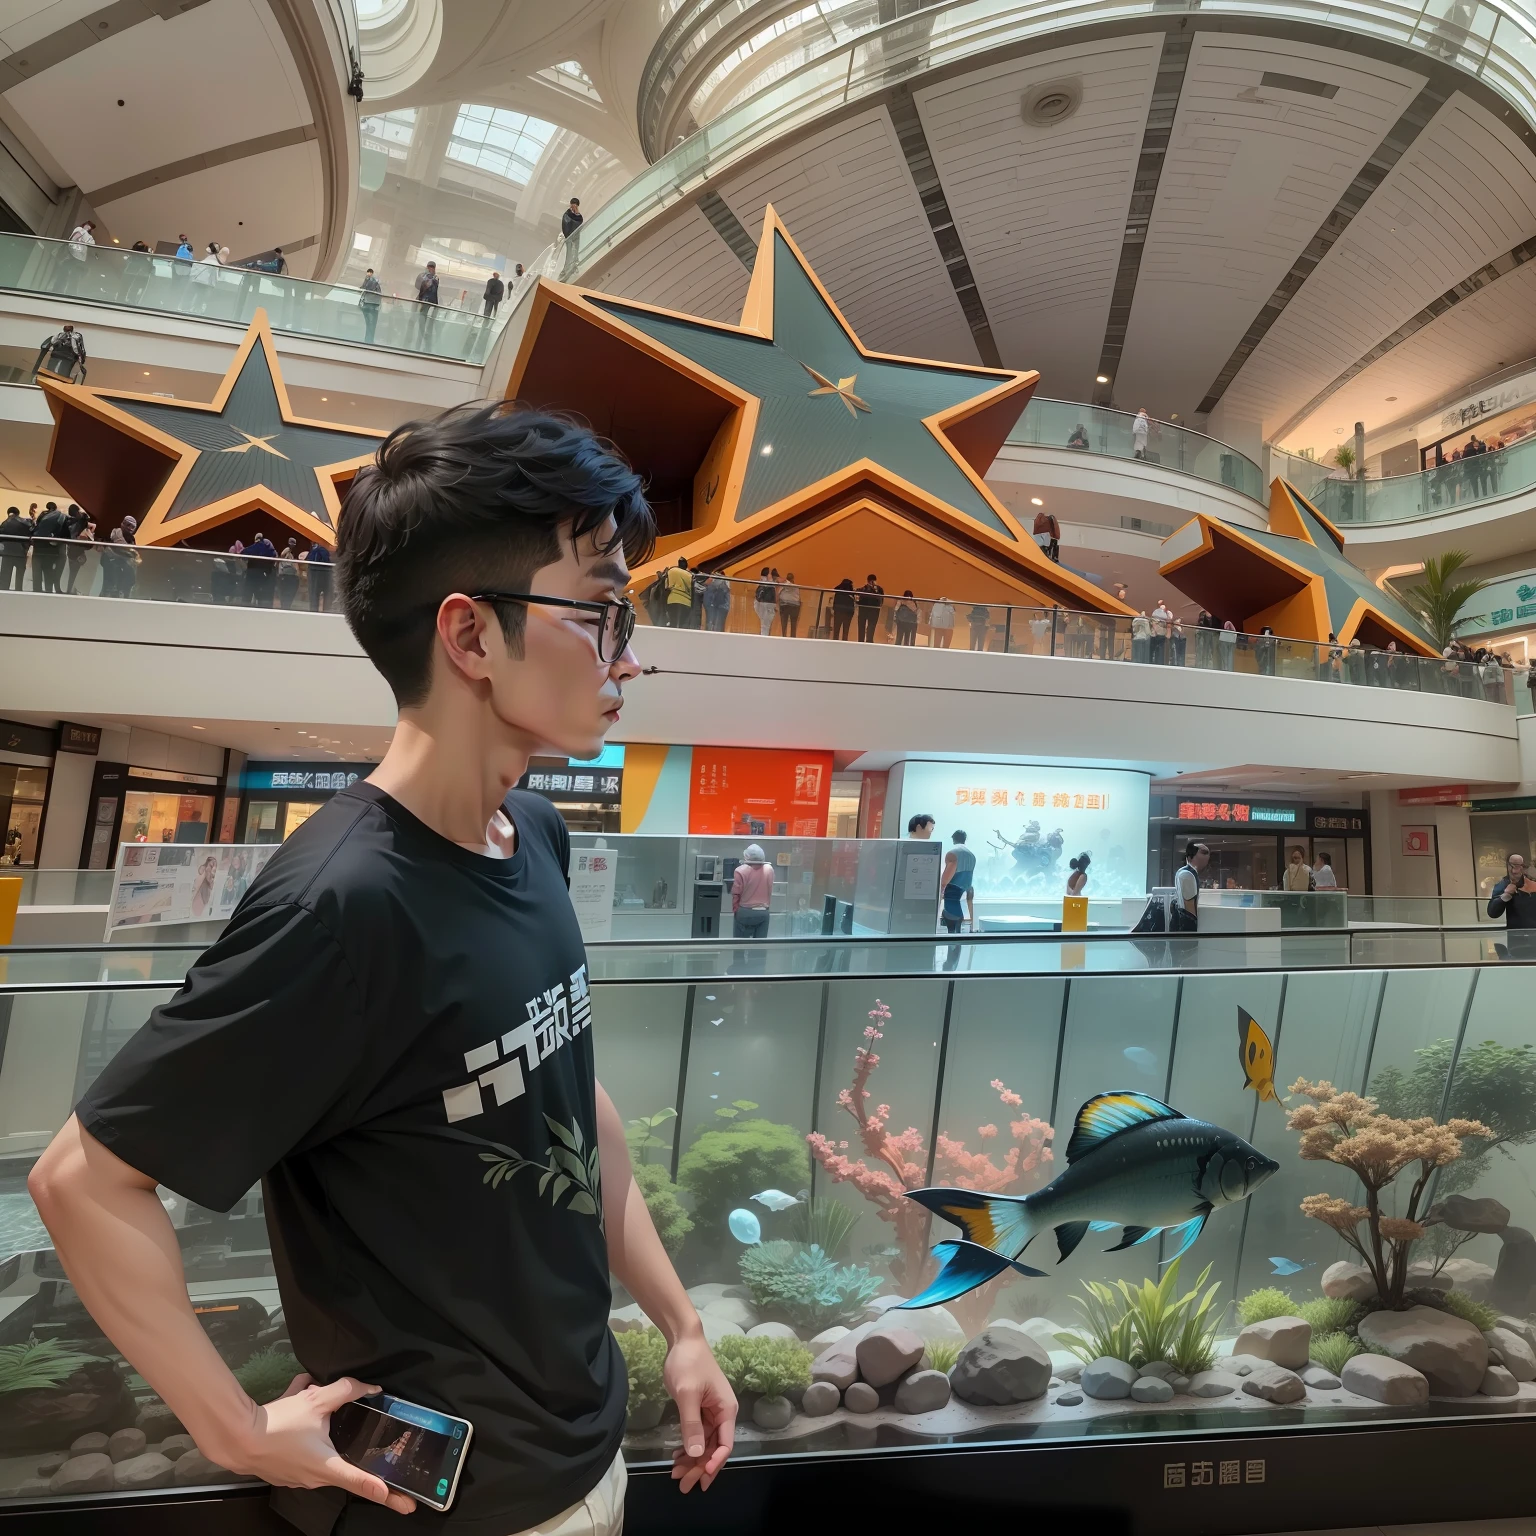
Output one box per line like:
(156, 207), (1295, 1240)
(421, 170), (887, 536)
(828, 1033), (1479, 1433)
(928, 597), (955, 649)
(1173, 841), (1209, 930)
(63, 220), (95, 295)
(1130, 611), (1151, 664)
(1028, 609), (1051, 654)
(1312, 853), (1339, 890)
(1150, 599), (1172, 664)
(1132, 408), (1150, 460)
(191, 242), (224, 314)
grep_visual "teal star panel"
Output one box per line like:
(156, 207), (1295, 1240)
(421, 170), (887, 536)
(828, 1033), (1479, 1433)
(592, 230), (1016, 537)
(110, 341), (381, 529)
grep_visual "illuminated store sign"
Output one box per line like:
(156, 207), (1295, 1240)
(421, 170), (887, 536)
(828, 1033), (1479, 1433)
(244, 763), (373, 792)
(1175, 801), (1297, 825)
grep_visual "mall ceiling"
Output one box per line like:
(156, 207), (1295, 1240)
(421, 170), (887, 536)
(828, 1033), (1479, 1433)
(580, 23), (1536, 463)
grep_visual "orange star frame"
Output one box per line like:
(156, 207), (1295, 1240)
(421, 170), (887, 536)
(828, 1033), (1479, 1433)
(506, 206), (1134, 615)
(37, 309), (386, 548)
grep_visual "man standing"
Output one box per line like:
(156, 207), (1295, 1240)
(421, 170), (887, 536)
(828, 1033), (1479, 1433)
(562, 198), (584, 240)
(1312, 852), (1338, 890)
(245, 528), (278, 607)
(33, 500), (70, 593)
(64, 219), (95, 294)
(1150, 598), (1172, 664)
(414, 260), (440, 340)
(940, 830), (976, 934)
(1132, 408), (1150, 460)
(1283, 846), (1314, 892)
(907, 814), (936, 839)
(483, 271), (505, 319)
(1172, 840), (1209, 930)
(358, 268), (383, 344)
(303, 540), (332, 611)
(663, 556), (694, 627)
(855, 573), (884, 642)
(1489, 853), (1536, 953)
(33, 322), (86, 383)
(28, 403), (735, 1536)
(0, 505), (32, 591)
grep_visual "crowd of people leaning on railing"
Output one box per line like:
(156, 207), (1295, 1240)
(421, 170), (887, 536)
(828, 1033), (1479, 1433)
(0, 503), (333, 609)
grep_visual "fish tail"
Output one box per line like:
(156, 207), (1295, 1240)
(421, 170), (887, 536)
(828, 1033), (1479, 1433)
(905, 1186), (1038, 1256)
(898, 1241), (1048, 1310)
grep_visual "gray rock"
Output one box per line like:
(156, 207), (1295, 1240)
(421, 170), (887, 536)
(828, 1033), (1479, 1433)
(158, 1434), (197, 1462)
(35, 1451), (67, 1476)
(871, 1305), (965, 1346)
(625, 1400), (664, 1433)
(109, 1427), (147, 1463)
(173, 1449), (252, 1486)
(1054, 1391), (1084, 1406)
(1013, 1317), (1073, 1352)
(1484, 1326), (1536, 1382)
(843, 1381), (879, 1414)
(1048, 1377), (1062, 1389)
(808, 1326), (851, 1351)
(867, 1295), (909, 1314)
(1427, 1195), (1511, 1234)
(1234, 1316), (1311, 1370)
(1188, 1372), (1236, 1398)
(1131, 1376), (1174, 1403)
(752, 1395), (795, 1431)
(135, 1402), (184, 1441)
(1214, 1352), (1267, 1378)
(1300, 1365), (1341, 1390)
(685, 1282), (732, 1307)
(49, 1453), (114, 1495)
(894, 1369), (953, 1414)
(857, 1326), (925, 1388)
(1500, 1315), (1536, 1353)
(1242, 1364), (1306, 1404)
(15, 1478), (51, 1498)
(113, 1452), (175, 1490)
(1481, 1365), (1519, 1398)
(701, 1298), (758, 1332)
(745, 1322), (800, 1342)
(1049, 1351), (1082, 1381)
(608, 1302), (652, 1334)
(951, 1328), (1052, 1406)
(1405, 1262), (1453, 1292)
(1441, 1259), (1497, 1290)
(69, 1432), (110, 1457)
(800, 1381), (840, 1417)
(1138, 1360), (1176, 1380)
(699, 1315), (745, 1346)
(810, 1344), (859, 1392)
(1081, 1357), (1138, 1400)
(1357, 1305), (1488, 1395)
(1170, 1374), (1191, 1393)
(1322, 1261), (1376, 1301)
(1491, 1226), (1536, 1316)
(1340, 1354), (1429, 1406)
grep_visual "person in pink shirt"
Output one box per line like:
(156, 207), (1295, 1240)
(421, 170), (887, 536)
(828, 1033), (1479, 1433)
(730, 844), (774, 939)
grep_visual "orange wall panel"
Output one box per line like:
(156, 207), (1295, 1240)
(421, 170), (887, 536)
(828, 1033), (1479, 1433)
(689, 746), (835, 837)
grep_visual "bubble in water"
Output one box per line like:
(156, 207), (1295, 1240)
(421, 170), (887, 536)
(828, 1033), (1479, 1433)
(728, 1208), (762, 1245)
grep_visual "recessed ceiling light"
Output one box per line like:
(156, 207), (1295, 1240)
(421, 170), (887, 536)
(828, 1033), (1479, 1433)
(143, 370), (150, 376)
(192, 724), (204, 730)
(1095, 375), (1109, 384)
(1030, 496), (1044, 506)
(321, 397), (327, 402)
(761, 443), (773, 456)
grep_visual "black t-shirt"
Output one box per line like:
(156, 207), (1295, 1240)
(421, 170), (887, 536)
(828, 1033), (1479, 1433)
(76, 783), (623, 1535)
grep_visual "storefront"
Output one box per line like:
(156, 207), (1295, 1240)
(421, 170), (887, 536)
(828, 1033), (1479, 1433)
(1468, 795), (1536, 897)
(517, 745), (624, 833)
(1447, 568), (1536, 665)
(239, 762), (376, 844)
(1151, 796), (1370, 891)
(1416, 368), (1536, 468)
(0, 719), (57, 867)
(80, 761), (221, 869)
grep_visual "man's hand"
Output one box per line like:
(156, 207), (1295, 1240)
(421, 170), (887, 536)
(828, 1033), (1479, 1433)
(664, 1332), (736, 1494)
(1505, 882), (1517, 901)
(221, 1374), (414, 1515)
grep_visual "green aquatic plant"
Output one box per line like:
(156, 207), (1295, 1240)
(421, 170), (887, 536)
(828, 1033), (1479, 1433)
(1310, 1332), (1362, 1375)
(624, 1108), (677, 1166)
(925, 1339), (962, 1375)
(1237, 1287), (1300, 1326)
(1166, 1267), (1226, 1375)
(1056, 1281), (1138, 1367)
(1058, 1260), (1219, 1369)
(787, 1195), (860, 1261)
(0, 1337), (99, 1395)
(712, 1335), (812, 1399)
(1296, 1296), (1359, 1334)
(714, 1099), (760, 1122)
(1434, 1288), (1499, 1332)
(633, 1162), (693, 1256)
(676, 1118), (811, 1233)
(738, 1240), (882, 1331)
(233, 1347), (303, 1405)
(614, 1326), (669, 1406)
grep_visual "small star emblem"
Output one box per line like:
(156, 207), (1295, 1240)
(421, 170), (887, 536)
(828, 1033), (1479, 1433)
(802, 363), (869, 417)
(221, 430), (289, 460)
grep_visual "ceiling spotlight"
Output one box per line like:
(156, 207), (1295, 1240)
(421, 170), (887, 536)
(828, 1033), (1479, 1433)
(760, 443), (773, 456)
(1095, 375), (1109, 384)
(1030, 496), (1044, 506)
(143, 370), (150, 376)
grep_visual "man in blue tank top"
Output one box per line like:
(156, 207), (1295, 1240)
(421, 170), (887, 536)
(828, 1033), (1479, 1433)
(941, 829), (976, 934)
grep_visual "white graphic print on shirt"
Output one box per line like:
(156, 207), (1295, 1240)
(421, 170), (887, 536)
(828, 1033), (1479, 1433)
(441, 964), (593, 1123)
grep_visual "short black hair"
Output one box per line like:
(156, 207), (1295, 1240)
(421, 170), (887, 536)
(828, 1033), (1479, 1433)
(338, 403), (653, 707)
(908, 813), (934, 833)
(952, 830), (966, 843)
(1184, 840), (1207, 861)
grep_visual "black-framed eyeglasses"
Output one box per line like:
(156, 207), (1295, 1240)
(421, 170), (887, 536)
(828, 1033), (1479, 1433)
(471, 591), (635, 663)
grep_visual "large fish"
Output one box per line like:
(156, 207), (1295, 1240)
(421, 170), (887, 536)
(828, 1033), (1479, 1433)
(899, 1090), (1278, 1309)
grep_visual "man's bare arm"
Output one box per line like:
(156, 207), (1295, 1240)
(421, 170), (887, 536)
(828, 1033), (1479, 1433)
(29, 1115), (412, 1512)
(594, 1083), (735, 1492)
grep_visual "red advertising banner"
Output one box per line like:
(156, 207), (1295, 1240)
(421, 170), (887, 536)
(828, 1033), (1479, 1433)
(1397, 785), (1469, 806)
(688, 746), (835, 837)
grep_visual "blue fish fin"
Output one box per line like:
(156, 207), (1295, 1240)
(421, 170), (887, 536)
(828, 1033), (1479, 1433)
(905, 1186), (1033, 1256)
(898, 1240), (1046, 1310)
(1088, 1220), (1118, 1232)
(1065, 1091), (1184, 1162)
(1103, 1224), (1159, 1252)
(1160, 1210), (1211, 1264)
(1055, 1220), (1092, 1262)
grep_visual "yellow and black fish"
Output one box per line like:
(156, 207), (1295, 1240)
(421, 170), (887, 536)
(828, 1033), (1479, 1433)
(1238, 1007), (1281, 1103)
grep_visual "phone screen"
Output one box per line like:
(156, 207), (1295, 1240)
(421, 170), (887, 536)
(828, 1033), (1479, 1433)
(330, 1395), (472, 1510)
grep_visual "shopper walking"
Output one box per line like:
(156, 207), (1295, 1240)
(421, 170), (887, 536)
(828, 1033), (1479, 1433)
(28, 402), (735, 1536)
(940, 830), (976, 933)
(776, 572), (801, 637)
(1284, 847), (1314, 892)
(753, 568), (777, 635)
(831, 577), (856, 640)
(663, 556), (693, 627)
(33, 322), (86, 383)
(702, 571), (731, 632)
(1312, 852), (1339, 890)
(929, 596), (955, 649)
(855, 574), (884, 642)
(731, 842), (774, 939)
(483, 271), (505, 319)
(1130, 610), (1151, 664)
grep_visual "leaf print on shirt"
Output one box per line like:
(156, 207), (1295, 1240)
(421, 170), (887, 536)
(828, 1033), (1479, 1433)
(479, 1112), (602, 1223)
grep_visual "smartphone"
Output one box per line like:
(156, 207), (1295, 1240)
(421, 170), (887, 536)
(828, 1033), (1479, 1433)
(330, 1393), (473, 1512)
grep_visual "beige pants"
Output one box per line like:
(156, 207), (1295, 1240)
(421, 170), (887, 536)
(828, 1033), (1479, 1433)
(514, 1450), (626, 1536)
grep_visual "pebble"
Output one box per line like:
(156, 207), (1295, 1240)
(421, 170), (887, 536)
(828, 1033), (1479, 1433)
(1187, 1371), (1235, 1398)
(49, 1453), (114, 1495)
(113, 1452), (175, 1490)
(158, 1434), (197, 1461)
(1169, 1375), (1190, 1394)
(1300, 1365), (1341, 1390)
(1131, 1376), (1174, 1402)
(1080, 1357), (1138, 1400)
(1054, 1390), (1084, 1406)
(1481, 1364), (1519, 1398)
(1242, 1364), (1306, 1403)
(109, 1427), (147, 1463)
(1139, 1361), (1176, 1380)
(894, 1369), (952, 1415)
(751, 1395), (794, 1430)
(800, 1381), (840, 1417)
(843, 1381), (879, 1414)
(69, 1433), (110, 1457)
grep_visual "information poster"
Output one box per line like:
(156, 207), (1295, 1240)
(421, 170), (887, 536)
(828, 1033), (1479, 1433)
(688, 746), (834, 837)
(568, 848), (617, 942)
(106, 843), (277, 935)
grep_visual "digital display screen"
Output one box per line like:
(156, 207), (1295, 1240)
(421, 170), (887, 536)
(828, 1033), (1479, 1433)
(895, 762), (1150, 900)
(331, 1396), (469, 1508)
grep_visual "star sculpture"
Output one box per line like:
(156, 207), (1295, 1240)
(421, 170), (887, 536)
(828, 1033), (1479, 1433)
(507, 206), (1132, 614)
(1159, 479), (1436, 653)
(38, 309), (386, 547)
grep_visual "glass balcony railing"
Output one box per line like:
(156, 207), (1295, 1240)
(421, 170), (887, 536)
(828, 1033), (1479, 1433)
(1011, 398), (1264, 502)
(0, 234), (502, 365)
(4, 933), (1536, 1514)
(635, 572), (1517, 703)
(1308, 432), (1536, 525)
